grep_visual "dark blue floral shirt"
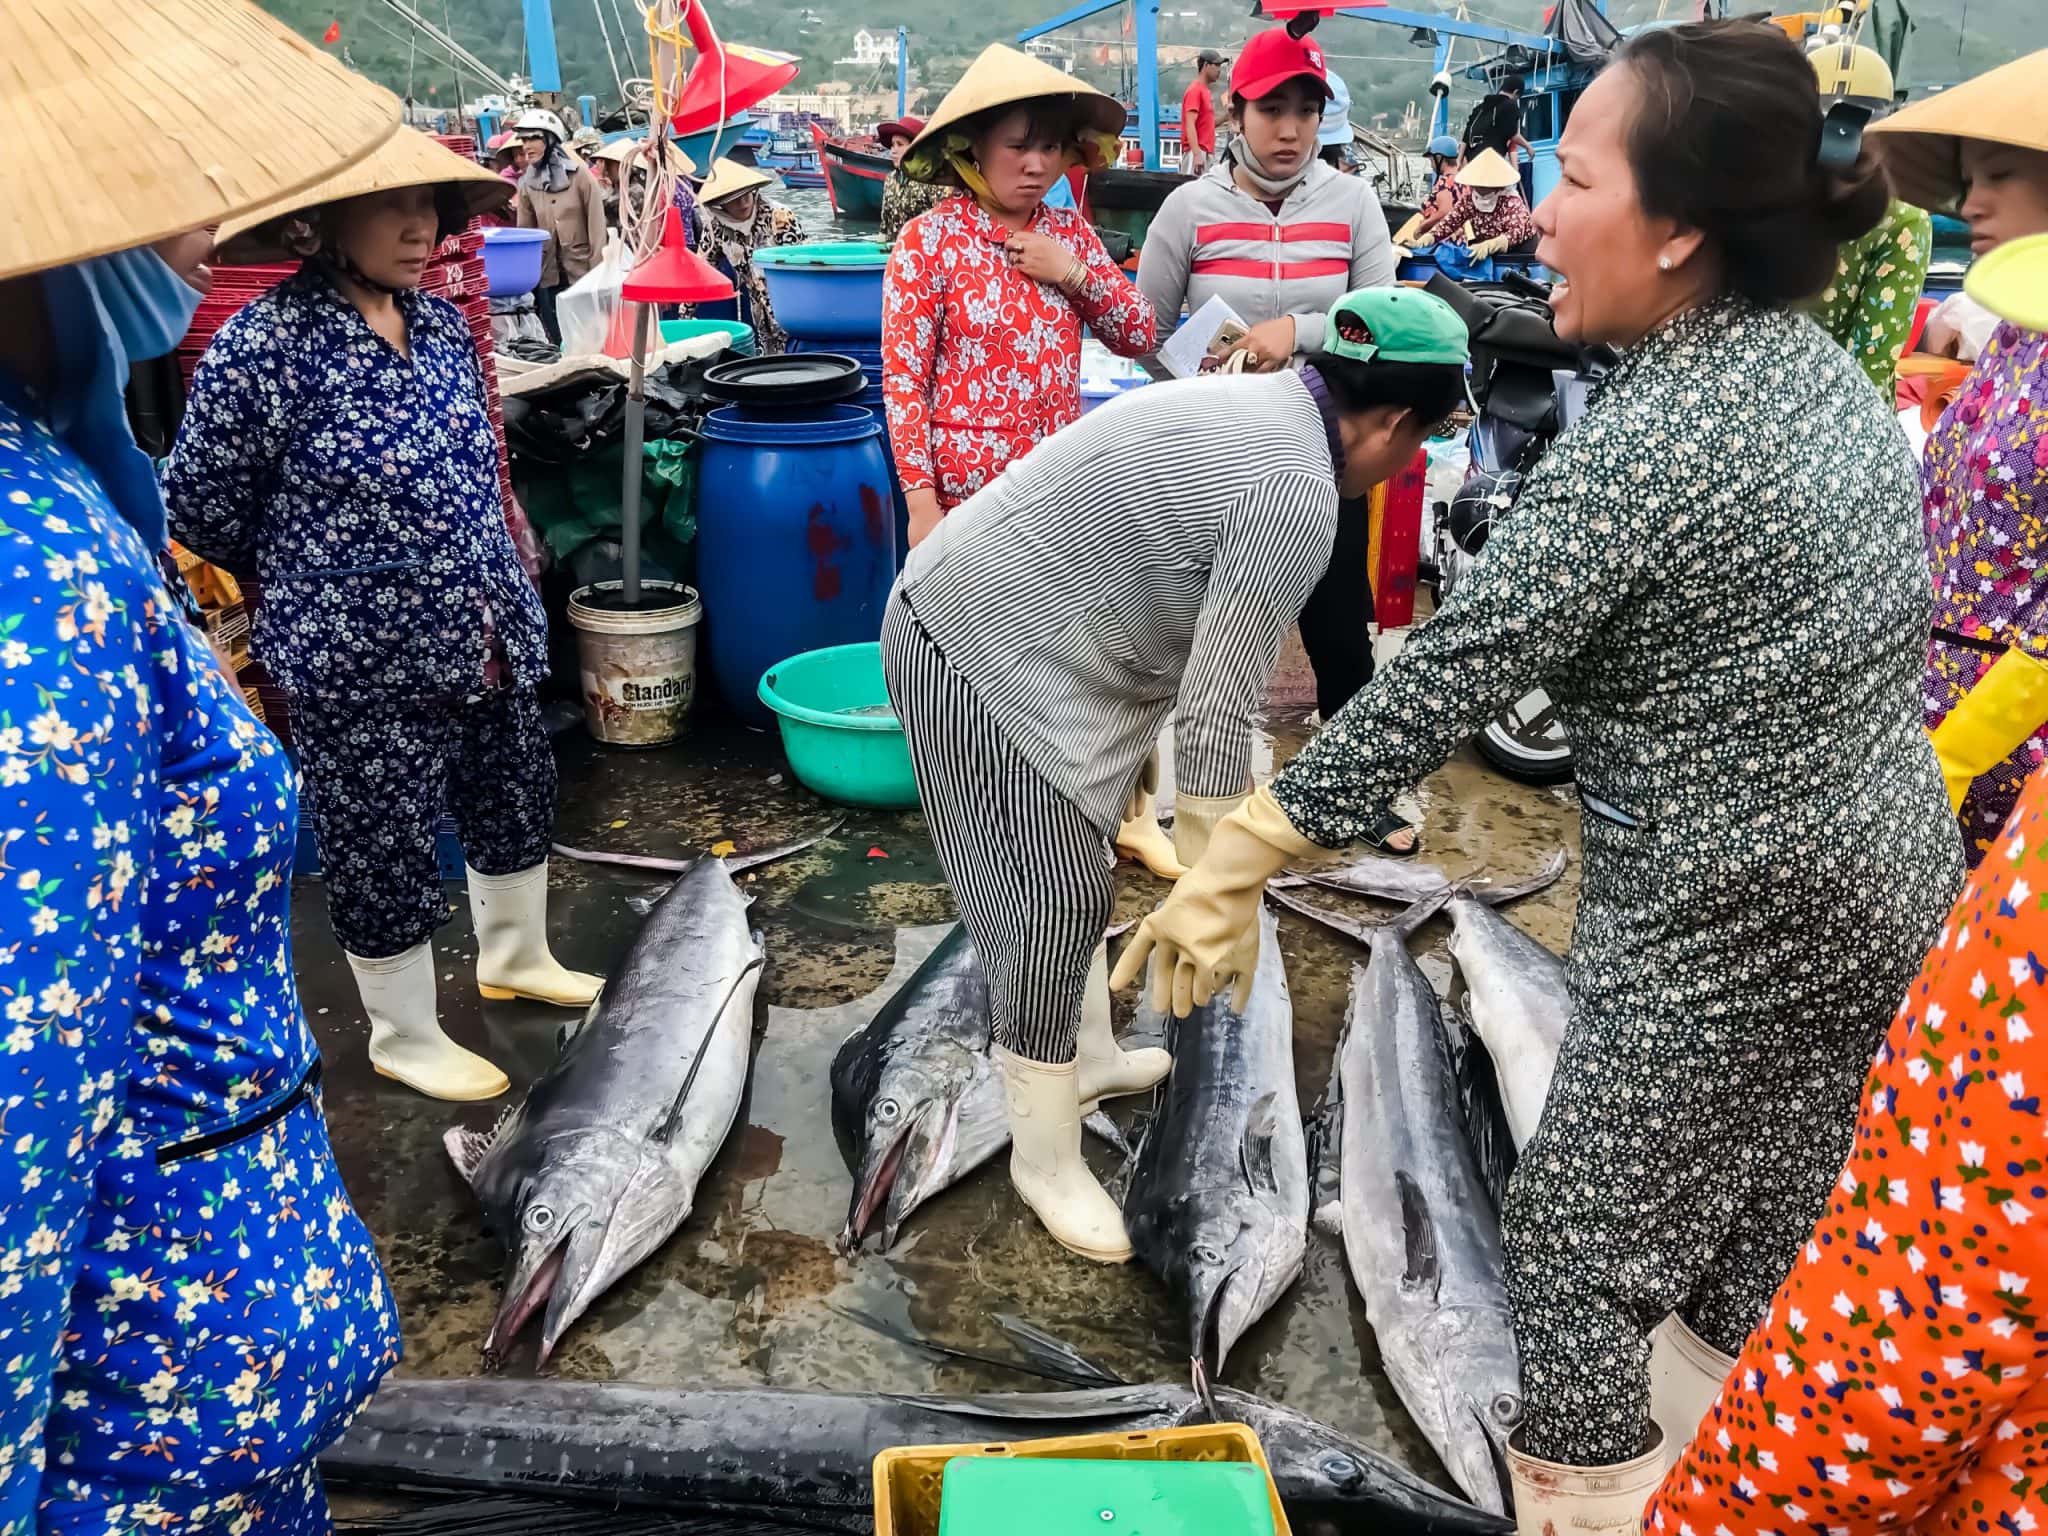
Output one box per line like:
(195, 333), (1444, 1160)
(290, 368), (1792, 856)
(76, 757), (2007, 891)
(163, 268), (546, 702)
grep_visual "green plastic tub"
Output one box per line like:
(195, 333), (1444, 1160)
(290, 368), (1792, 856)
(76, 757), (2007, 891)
(757, 642), (918, 810)
(658, 317), (755, 354)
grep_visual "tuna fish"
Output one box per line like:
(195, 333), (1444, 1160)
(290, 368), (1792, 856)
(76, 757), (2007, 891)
(446, 849), (785, 1366)
(1275, 854), (1455, 906)
(1321, 891), (1522, 1516)
(1446, 854), (1570, 1152)
(831, 923), (1005, 1252)
(1122, 907), (1309, 1389)
(324, 1375), (1513, 1535)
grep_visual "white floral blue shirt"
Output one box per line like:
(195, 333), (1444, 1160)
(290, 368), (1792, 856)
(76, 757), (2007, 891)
(163, 268), (545, 702)
(0, 381), (398, 1529)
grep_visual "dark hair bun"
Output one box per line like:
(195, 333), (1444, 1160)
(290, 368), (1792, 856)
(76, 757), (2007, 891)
(1616, 20), (1896, 308)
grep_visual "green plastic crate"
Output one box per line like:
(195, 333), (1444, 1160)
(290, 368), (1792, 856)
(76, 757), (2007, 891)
(937, 1456), (1276, 1536)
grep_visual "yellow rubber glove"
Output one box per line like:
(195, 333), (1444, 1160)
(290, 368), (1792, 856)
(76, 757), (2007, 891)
(1391, 211), (1427, 247)
(1929, 646), (2048, 812)
(1470, 235), (1511, 260)
(1110, 787), (1321, 1018)
(1172, 791), (1246, 867)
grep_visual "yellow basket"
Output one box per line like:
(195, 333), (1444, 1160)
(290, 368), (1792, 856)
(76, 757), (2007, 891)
(871, 1421), (1291, 1536)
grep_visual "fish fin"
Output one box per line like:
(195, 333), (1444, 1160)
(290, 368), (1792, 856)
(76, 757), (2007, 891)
(1307, 1054), (1344, 1219)
(1082, 1110), (1131, 1157)
(1239, 1092), (1281, 1196)
(653, 956), (766, 1144)
(991, 1314), (1129, 1387)
(722, 817), (847, 874)
(1443, 1001), (1518, 1214)
(442, 1121), (501, 1186)
(1387, 886), (1453, 942)
(1397, 1169), (1442, 1302)
(829, 1305), (1119, 1388)
(884, 1386), (1177, 1420)
(1466, 849), (1569, 909)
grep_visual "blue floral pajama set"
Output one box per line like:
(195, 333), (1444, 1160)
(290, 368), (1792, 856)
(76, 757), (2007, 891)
(0, 384), (401, 1532)
(163, 270), (553, 961)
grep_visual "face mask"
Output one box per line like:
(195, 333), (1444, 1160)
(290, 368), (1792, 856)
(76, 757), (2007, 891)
(33, 247), (201, 550)
(1471, 191), (1501, 214)
(83, 244), (206, 365)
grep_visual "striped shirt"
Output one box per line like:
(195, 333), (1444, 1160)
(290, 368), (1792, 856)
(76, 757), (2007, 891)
(896, 371), (1339, 833)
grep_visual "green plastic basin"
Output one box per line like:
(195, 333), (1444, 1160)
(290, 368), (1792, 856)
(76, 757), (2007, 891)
(659, 317), (756, 354)
(753, 240), (892, 269)
(757, 642), (918, 810)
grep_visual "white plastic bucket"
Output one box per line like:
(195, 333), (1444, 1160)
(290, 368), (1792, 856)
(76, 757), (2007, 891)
(567, 580), (702, 748)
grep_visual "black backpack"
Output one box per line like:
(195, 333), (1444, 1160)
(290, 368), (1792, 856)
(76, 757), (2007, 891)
(1463, 93), (1519, 157)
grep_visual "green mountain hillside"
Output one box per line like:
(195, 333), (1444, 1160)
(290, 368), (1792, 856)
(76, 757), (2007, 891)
(261, 0), (2033, 133)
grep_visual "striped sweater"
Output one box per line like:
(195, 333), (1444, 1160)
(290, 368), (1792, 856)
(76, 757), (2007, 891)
(895, 371), (1339, 834)
(1136, 159), (1398, 355)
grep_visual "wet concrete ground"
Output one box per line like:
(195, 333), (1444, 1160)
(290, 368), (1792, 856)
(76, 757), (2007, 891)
(308, 666), (1582, 1510)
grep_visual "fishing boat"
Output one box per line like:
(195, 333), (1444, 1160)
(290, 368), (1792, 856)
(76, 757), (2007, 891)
(814, 122), (892, 222)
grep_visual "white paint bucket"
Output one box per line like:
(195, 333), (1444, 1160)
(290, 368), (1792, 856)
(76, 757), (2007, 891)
(567, 580), (702, 748)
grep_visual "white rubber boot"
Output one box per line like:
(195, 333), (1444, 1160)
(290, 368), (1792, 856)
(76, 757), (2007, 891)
(998, 1046), (1133, 1264)
(348, 943), (509, 1102)
(1076, 942), (1170, 1112)
(1648, 1313), (1736, 1463)
(469, 862), (604, 1007)
(1506, 1424), (1667, 1536)
(1114, 752), (1185, 879)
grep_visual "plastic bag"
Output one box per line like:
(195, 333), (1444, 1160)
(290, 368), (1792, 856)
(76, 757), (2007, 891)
(555, 233), (635, 360)
(1432, 241), (1498, 284)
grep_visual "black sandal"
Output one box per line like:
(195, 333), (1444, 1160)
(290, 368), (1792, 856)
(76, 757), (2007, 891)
(1362, 809), (1420, 858)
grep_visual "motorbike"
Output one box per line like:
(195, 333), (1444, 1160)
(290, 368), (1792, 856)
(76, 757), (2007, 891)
(1422, 270), (1616, 786)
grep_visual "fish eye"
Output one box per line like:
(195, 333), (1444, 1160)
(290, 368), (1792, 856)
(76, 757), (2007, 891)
(875, 1098), (902, 1125)
(524, 1204), (556, 1234)
(1317, 1452), (1363, 1490)
(1491, 1392), (1523, 1426)
(1194, 1244), (1224, 1265)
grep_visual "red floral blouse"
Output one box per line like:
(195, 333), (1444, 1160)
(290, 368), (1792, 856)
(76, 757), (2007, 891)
(881, 194), (1155, 510)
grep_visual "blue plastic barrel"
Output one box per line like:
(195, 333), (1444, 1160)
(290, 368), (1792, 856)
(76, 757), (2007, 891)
(695, 404), (898, 724)
(789, 340), (906, 569)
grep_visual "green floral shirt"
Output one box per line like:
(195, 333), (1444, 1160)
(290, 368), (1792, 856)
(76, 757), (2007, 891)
(1808, 198), (1933, 396)
(881, 170), (950, 242)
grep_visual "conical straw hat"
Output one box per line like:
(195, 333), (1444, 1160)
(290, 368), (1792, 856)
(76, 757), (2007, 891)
(1, 0), (400, 281)
(697, 158), (775, 206)
(1456, 148), (1520, 189)
(906, 44), (1125, 173)
(1868, 50), (2048, 213)
(594, 136), (698, 177)
(215, 127), (514, 263)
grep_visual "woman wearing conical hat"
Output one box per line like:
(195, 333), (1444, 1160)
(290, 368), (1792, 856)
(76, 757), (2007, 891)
(1869, 50), (2048, 867)
(165, 127), (604, 1112)
(1398, 146), (1535, 257)
(0, 1), (410, 1526)
(881, 44), (1156, 546)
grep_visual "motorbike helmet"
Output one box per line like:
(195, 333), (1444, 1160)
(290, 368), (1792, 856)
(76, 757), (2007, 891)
(1427, 133), (1460, 160)
(1808, 39), (1894, 113)
(514, 107), (571, 146)
(1446, 467), (1522, 557)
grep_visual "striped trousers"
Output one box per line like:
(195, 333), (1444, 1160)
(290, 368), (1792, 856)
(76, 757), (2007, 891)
(883, 595), (1113, 1063)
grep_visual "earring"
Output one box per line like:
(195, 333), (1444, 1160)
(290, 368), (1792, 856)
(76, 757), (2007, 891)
(1658, 256), (1673, 271)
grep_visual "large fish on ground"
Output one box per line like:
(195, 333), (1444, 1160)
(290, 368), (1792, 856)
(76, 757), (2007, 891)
(447, 847), (792, 1366)
(831, 923), (1003, 1251)
(1275, 854), (1454, 906)
(1324, 891), (1521, 1516)
(1123, 906), (1308, 1389)
(1446, 853), (1570, 1152)
(324, 1375), (1512, 1536)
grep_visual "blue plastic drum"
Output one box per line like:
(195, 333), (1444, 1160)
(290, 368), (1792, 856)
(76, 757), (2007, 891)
(696, 404), (898, 724)
(789, 340), (905, 567)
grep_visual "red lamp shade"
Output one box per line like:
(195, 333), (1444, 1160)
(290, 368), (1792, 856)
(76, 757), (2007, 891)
(670, 0), (800, 136)
(621, 206), (735, 304)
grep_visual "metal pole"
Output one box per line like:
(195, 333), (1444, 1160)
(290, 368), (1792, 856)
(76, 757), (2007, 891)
(619, 301), (653, 607)
(897, 26), (909, 116)
(1430, 34), (1453, 140)
(1135, 0), (1160, 170)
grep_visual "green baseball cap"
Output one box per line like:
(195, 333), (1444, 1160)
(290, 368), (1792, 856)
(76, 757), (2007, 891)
(1323, 287), (1470, 367)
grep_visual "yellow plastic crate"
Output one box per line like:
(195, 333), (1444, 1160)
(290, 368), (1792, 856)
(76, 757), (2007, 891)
(872, 1421), (1291, 1536)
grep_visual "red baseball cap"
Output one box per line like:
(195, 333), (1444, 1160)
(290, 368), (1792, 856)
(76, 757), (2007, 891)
(1230, 27), (1332, 102)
